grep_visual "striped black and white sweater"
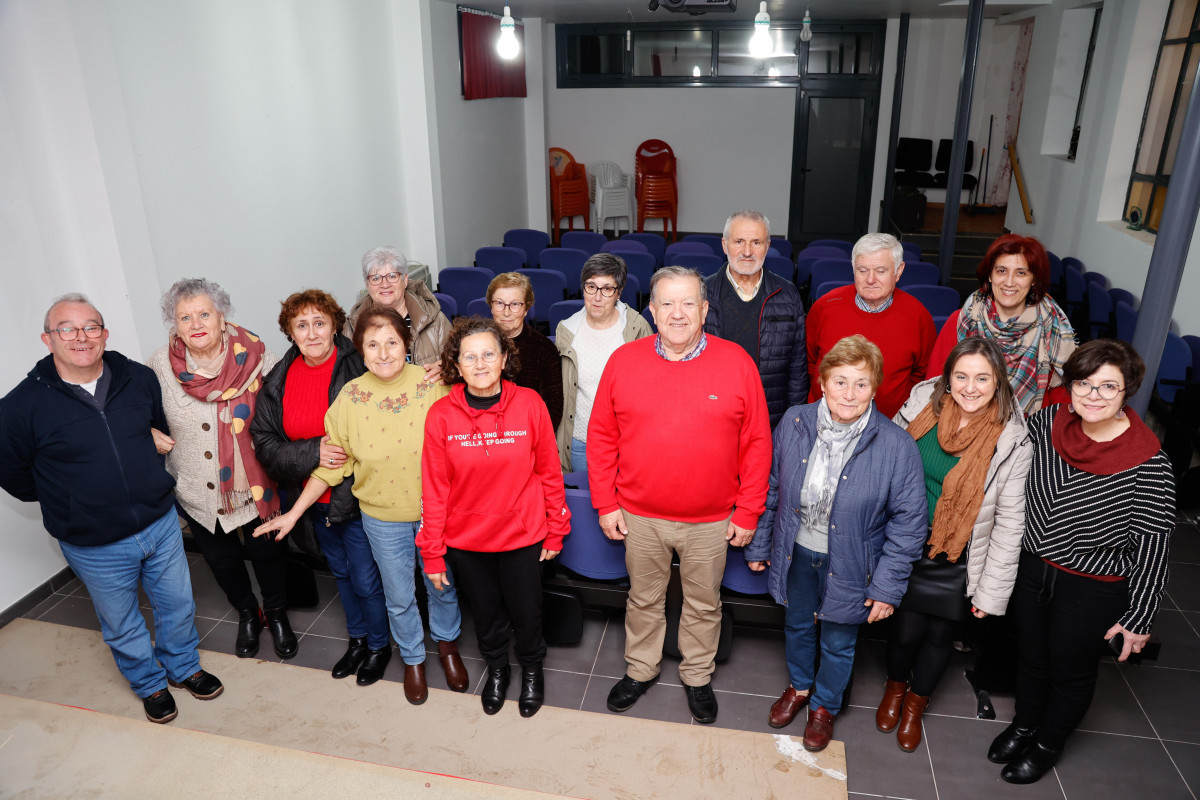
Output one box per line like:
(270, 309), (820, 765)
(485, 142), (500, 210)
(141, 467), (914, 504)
(1023, 405), (1174, 634)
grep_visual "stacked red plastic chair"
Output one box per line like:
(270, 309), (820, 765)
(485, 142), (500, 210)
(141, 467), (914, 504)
(549, 147), (590, 244)
(635, 139), (677, 241)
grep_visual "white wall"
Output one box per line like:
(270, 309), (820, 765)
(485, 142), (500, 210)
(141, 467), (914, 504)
(1006, 0), (1200, 337)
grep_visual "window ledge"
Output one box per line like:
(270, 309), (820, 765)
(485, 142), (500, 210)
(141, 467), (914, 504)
(1101, 220), (1156, 247)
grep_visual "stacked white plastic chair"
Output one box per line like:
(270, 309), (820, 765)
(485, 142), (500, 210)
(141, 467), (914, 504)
(588, 161), (634, 237)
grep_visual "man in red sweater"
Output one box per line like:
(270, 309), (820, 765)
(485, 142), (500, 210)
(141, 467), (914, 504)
(806, 232), (935, 417)
(587, 267), (772, 725)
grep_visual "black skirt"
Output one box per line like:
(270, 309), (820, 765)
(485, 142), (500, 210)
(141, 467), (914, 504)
(899, 548), (970, 621)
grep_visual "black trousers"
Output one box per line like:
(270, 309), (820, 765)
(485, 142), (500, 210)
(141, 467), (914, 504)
(182, 510), (287, 612)
(446, 542), (546, 670)
(1009, 550), (1128, 750)
(886, 609), (959, 697)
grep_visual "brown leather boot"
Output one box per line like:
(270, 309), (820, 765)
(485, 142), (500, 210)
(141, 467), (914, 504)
(875, 679), (909, 733)
(438, 640), (469, 692)
(896, 692), (930, 752)
(403, 663), (428, 705)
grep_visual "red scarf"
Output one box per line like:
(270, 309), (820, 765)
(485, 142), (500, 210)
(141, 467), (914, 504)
(1051, 405), (1161, 475)
(169, 323), (280, 520)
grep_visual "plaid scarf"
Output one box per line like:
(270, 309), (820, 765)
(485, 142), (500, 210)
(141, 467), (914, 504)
(168, 323), (280, 521)
(958, 291), (1075, 416)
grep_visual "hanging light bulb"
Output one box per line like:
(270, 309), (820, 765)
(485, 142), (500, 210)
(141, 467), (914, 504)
(497, 6), (520, 60)
(749, 2), (773, 59)
(799, 8), (813, 43)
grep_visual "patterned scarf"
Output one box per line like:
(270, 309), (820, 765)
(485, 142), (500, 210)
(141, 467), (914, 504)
(905, 397), (1006, 562)
(168, 323), (280, 521)
(803, 399), (872, 531)
(958, 290), (1075, 416)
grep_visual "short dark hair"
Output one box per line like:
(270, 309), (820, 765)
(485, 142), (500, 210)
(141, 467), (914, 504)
(352, 306), (413, 355)
(580, 253), (627, 291)
(976, 234), (1051, 306)
(929, 337), (1018, 422)
(277, 289), (347, 340)
(1061, 338), (1145, 398)
(439, 316), (520, 386)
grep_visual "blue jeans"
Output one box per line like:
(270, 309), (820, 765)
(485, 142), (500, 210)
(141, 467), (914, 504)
(570, 438), (588, 474)
(784, 542), (860, 715)
(308, 506), (389, 650)
(360, 515), (462, 664)
(58, 508), (202, 698)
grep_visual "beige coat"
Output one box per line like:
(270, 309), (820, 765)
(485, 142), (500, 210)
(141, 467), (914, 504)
(893, 379), (1032, 616)
(554, 303), (652, 471)
(148, 344), (279, 533)
(343, 278), (450, 367)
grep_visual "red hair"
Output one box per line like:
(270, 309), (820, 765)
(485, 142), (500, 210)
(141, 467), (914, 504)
(975, 234), (1051, 305)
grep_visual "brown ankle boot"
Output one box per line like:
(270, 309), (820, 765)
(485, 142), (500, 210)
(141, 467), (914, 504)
(875, 679), (908, 733)
(896, 692), (930, 752)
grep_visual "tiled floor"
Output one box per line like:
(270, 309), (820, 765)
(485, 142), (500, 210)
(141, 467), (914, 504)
(22, 519), (1200, 800)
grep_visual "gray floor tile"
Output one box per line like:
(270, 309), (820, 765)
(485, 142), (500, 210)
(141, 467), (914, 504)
(184, 560), (237, 619)
(285, 575), (341, 632)
(542, 610), (607, 674)
(1170, 525), (1200, 564)
(709, 625), (789, 696)
(1167, 563), (1200, 613)
(1121, 663), (1200, 744)
(578, 675), (694, 725)
(285, 632), (344, 674)
(1076, 661), (1155, 737)
(924, 715), (1066, 800)
(63, 577), (89, 599)
(1056, 731), (1193, 800)
(36, 596), (103, 633)
(296, 594), (352, 639)
(22, 594), (68, 620)
(1163, 740), (1200, 796)
(1148, 609), (1200, 672)
(839, 707), (938, 800)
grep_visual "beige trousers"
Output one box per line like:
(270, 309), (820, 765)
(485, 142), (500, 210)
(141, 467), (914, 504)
(622, 511), (730, 687)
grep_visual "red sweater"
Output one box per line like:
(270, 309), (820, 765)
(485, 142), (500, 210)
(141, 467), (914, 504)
(806, 285), (935, 417)
(419, 381), (570, 574)
(586, 336), (772, 530)
(282, 354), (337, 503)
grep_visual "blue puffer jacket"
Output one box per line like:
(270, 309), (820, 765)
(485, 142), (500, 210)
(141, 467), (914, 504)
(745, 400), (927, 625)
(704, 267), (808, 427)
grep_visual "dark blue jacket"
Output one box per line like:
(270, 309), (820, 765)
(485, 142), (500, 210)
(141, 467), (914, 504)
(0, 351), (177, 546)
(745, 400), (927, 625)
(704, 267), (808, 427)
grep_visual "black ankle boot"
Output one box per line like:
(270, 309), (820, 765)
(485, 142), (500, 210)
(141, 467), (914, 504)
(1001, 742), (1061, 784)
(235, 607), (264, 658)
(332, 636), (369, 679)
(356, 646), (392, 686)
(481, 665), (511, 715)
(988, 722), (1039, 763)
(265, 607), (298, 660)
(518, 664), (544, 718)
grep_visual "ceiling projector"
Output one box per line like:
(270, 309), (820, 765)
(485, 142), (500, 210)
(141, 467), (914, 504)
(649, 0), (737, 14)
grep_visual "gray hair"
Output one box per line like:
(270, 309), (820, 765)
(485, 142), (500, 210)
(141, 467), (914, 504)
(722, 210), (770, 240)
(580, 252), (627, 290)
(160, 278), (233, 328)
(851, 232), (904, 272)
(44, 292), (102, 333)
(361, 246), (409, 282)
(650, 266), (707, 304)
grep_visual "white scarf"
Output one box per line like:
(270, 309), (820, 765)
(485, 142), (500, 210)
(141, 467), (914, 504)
(802, 400), (872, 531)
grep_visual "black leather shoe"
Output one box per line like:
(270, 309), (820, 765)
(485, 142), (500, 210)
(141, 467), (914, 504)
(143, 688), (178, 724)
(988, 722), (1039, 763)
(684, 682), (718, 724)
(607, 674), (658, 713)
(518, 664), (544, 718)
(1001, 743), (1061, 784)
(481, 665), (511, 715)
(356, 646), (392, 686)
(168, 669), (224, 700)
(332, 637), (369, 679)
(265, 607), (298, 660)
(235, 607), (264, 658)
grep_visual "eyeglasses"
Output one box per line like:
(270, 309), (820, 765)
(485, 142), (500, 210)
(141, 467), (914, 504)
(1070, 380), (1124, 400)
(367, 272), (403, 286)
(490, 300), (527, 313)
(583, 282), (619, 298)
(49, 325), (105, 341)
(459, 351), (500, 367)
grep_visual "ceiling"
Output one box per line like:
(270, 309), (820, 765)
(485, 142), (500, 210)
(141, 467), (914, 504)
(442, 0), (1051, 25)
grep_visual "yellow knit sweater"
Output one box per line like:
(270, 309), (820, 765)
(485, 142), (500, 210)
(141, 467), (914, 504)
(310, 365), (448, 522)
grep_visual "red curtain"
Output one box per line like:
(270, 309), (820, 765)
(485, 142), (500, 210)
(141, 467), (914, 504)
(459, 7), (526, 101)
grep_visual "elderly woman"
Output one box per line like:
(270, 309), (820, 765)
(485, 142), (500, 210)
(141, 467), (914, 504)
(147, 279), (293, 660)
(344, 245), (451, 384)
(255, 307), (467, 705)
(555, 253), (653, 472)
(420, 317), (570, 719)
(249, 290), (391, 685)
(487, 272), (563, 429)
(927, 234), (1077, 415)
(746, 334), (926, 752)
(988, 339), (1174, 784)
(877, 337), (1032, 753)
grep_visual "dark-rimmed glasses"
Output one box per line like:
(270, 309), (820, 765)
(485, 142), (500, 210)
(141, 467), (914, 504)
(48, 325), (105, 341)
(1070, 380), (1124, 400)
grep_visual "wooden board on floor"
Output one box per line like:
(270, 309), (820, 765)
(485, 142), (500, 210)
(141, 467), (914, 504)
(0, 619), (847, 800)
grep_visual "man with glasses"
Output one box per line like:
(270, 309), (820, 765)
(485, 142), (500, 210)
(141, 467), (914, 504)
(344, 245), (451, 383)
(806, 232), (935, 416)
(703, 210), (807, 427)
(0, 294), (222, 724)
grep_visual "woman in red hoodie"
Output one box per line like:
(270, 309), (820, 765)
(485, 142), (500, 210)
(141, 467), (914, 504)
(420, 317), (570, 719)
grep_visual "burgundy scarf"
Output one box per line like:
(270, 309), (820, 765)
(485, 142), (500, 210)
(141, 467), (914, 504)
(1051, 405), (1161, 475)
